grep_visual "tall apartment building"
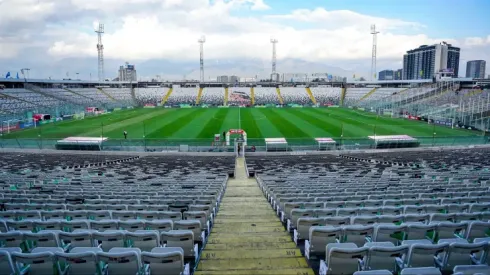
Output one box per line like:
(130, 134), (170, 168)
(466, 60), (486, 79)
(118, 63), (137, 81)
(402, 42), (460, 80)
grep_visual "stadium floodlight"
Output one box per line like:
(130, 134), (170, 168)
(370, 24), (380, 81)
(95, 22), (105, 82)
(270, 38), (278, 81)
(198, 35), (206, 83)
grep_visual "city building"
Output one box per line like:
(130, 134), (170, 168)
(402, 42), (460, 80)
(395, 69), (403, 80)
(217, 75), (239, 83)
(229, 75), (239, 83)
(117, 63), (137, 81)
(466, 60), (486, 79)
(378, 70), (394, 80)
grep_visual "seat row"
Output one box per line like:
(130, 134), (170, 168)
(1, 218), (208, 241)
(1, 202), (215, 212)
(303, 221), (490, 257)
(0, 229), (201, 257)
(1, 209), (212, 223)
(0, 246), (190, 275)
(318, 239), (490, 275)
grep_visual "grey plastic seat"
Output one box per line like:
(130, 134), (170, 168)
(90, 220), (118, 231)
(0, 232), (24, 248)
(160, 230), (195, 258)
(112, 211), (135, 221)
(183, 211), (208, 231)
(146, 219), (173, 233)
(59, 231), (94, 250)
(290, 209), (315, 230)
(405, 224), (435, 240)
(364, 242), (408, 273)
(56, 250), (100, 275)
(372, 224), (406, 244)
(0, 249), (18, 275)
(173, 220), (203, 242)
(16, 210), (41, 220)
(466, 221), (490, 240)
(435, 222), (467, 240)
(6, 220), (34, 232)
(400, 267), (441, 275)
(429, 213), (454, 224)
(92, 230), (125, 252)
(24, 231), (61, 249)
(353, 270), (391, 275)
(352, 216), (378, 226)
(453, 264), (490, 275)
(321, 243), (368, 275)
(34, 220), (62, 231)
(401, 243), (448, 269)
(158, 211), (182, 222)
(436, 242), (486, 271)
(12, 248), (62, 275)
(297, 217), (326, 241)
(343, 225), (374, 247)
(61, 220), (91, 232)
(141, 247), (186, 275)
(119, 220), (145, 232)
(98, 249), (142, 275)
(307, 226), (341, 258)
(66, 211), (88, 221)
(126, 231), (159, 252)
(147, 205), (170, 212)
(404, 214), (429, 225)
(377, 215), (403, 225)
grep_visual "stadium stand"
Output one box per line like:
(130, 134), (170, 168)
(134, 87), (167, 106)
(254, 87), (280, 105)
(165, 87), (198, 106)
(247, 147), (490, 274)
(0, 152), (234, 274)
(343, 88), (373, 106)
(102, 88), (134, 106)
(227, 87), (252, 106)
(310, 86), (342, 105)
(280, 87), (311, 105)
(199, 88), (225, 106)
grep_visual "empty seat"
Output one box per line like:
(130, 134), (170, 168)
(56, 249), (101, 275)
(24, 231), (61, 249)
(142, 247), (186, 275)
(400, 267), (442, 275)
(98, 248), (142, 275)
(183, 211), (208, 231)
(112, 211), (135, 221)
(364, 242), (408, 273)
(352, 216), (378, 225)
(452, 264), (490, 275)
(435, 222), (467, 240)
(59, 231), (93, 250)
(126, 231), (159, 252)
(119, 220), (145, 232)
(146, 220), (173, 233)
(466, 221), (490, 240)
(405, 224), (435, 240)
(321, 243), (368, 275)
(307, 226), (341, 258)
(161, 230), (195, 258)
(372, 224), (406, 244)
(0, 232), (24, 248)
(436, 241), (486, 271)
(12, 248), (62, 275)
(173, 220), (203, 242)
(0, 249), (18, 275)
(343, 225), (374, 247)
(92, 231), (125, 252)
(400, 243), (448, 269)
(159, 211), (182, 222)
(61, 220), (90, 232)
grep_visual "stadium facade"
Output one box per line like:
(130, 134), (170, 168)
(403, 42), (460, 80)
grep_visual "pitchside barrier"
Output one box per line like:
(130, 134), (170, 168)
(1, 136), (489, 152)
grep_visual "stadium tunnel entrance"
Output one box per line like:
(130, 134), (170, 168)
(226, 129), (247, 157)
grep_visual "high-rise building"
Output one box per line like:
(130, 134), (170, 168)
(217, 76), (229, 83)
(229, 75), (239, 83)
(402, 42), (460, 80)
(394, 69), (403, 80)
(378, 70), (394, 80)
(466, 60), (486, 79)
(118, 63), (137, 81)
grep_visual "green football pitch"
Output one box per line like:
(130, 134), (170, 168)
(4, 108), (481, 145)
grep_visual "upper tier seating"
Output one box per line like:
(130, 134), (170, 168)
(166, 87), (197, 105)
(135, 88), (167, 106)
(200, 88), (224, 106)
(310, 87), (341, 105)
(254, 88), (279, 105)
(280, 88), (311, 105)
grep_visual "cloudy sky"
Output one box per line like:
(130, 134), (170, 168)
(0, 0), (489, 80)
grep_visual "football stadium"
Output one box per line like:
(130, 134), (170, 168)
(2, 2), (490, 274)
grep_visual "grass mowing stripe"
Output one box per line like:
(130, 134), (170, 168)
(146, 109), (207, 138)
(258, 109), (310, 139)
(197, 108), (229, 138)
(171, 108), (220, 138)
(240, 108), (262, 138)
(271, 109), (331, 138)
(291, 109), (340, 137)
(220, 108), (239, 133)
(308, 108), (370, 137)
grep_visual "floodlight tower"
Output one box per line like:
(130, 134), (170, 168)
(270, 38), (278, 81)
(95, 23), (105, 82)
(370, 24), (380, 81)
(198, 36), (206, 83)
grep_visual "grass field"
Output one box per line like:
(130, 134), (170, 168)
(3, 107), (481, 146)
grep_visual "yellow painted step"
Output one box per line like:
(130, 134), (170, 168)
(251, 87), (255, 105)
(212, 221), (283, 227)
(197, 257), (310, 271)
(195, 268), (315, 275)
(209, 231), (290, 237)
(213, 218), (281, 224)
(202, 249), (302, 260)
(205, 242), (296, 250)
(206, 235), (292, 244)
(212, 226), (284, 233)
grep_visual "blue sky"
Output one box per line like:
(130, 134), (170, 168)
(254, 0), (490, 38)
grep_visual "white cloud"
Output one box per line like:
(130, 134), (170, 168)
(0, 0), (488, 79)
